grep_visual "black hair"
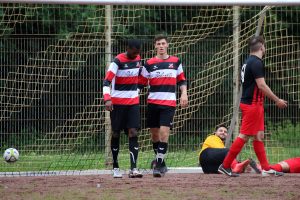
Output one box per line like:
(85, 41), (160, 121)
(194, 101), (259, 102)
(248, 35), (265, 52)
(127, 39), (141, 50)
(215, 124), (228, 131)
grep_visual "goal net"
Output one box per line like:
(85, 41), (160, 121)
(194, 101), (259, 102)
(0, 4), (299, 174)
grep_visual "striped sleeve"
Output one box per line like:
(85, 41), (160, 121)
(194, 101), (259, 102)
(176, 62), (187, 86)
(103, 61), (119, 102)
(138, 65), (150, 89)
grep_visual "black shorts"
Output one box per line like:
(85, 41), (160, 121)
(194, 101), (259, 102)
(199, 148), (229, 174)
(110, 104), (140, 132)
(147, 103), (175, 128)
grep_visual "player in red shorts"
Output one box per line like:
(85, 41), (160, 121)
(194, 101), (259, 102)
(247, 157), (300, 174)
(218, 36), (288, 177)
(269, 157), (300, 173)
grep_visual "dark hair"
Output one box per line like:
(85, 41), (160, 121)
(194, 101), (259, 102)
(215, 124), (228, 131)
(154, 34), (168, 43)
(127, 39), (141, 50)
(248, 36), (265, 52)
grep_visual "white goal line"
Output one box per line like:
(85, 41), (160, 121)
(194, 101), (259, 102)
(0, 167), (203, 177)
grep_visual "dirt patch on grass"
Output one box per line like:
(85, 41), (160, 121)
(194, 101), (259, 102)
(1, 173), (299, 200)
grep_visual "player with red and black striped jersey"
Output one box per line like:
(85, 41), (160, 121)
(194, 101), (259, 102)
(139, 35), (188, 177)
(103, 39), (143, 178)
(218, 36), (288, 177)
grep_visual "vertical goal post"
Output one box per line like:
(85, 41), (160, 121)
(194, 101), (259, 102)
(225, 6), (272, 148)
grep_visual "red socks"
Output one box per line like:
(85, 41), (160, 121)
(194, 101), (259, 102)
(223, 137), (246, 168)
(270, 164), (283, 172)
(253, 140), (270, 170)
(223, 138), (272, 171)
(231, 159), (238, 169)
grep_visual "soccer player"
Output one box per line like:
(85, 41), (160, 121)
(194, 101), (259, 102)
(247, 157), (300, 174)
(139, 34), (188, 177)
(199, 124), (254, 174)
(103, 39), (143, 178)
(218, 36), (288, 177)
(269, 157), (300, 173)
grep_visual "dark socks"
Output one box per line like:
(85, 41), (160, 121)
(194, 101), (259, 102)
(156, 142), (168, 168)
(129, 136), (139, 169)
(153, 141), (159, 155)
(111, 136), (120, 169)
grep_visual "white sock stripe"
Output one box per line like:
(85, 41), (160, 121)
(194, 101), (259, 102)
(156, 153), (165, 163)
(130, 152), (135, 163)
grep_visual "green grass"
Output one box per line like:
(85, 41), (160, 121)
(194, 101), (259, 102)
(0, 150), (199, 172)
(239, 146), (300, 164)
(1, 146), (299, 172)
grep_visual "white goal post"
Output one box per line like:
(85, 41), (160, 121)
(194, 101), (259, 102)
(1, 0), (300, 6)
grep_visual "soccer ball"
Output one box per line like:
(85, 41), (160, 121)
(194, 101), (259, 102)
(3, 148), (19, 162)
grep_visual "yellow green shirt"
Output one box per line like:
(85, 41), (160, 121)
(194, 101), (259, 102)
(199, 134), (225, 157)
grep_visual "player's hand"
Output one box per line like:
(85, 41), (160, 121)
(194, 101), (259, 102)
(105, 100), (113, 111)
(275, 99), (287, 109)
(180, 93), (188, 108)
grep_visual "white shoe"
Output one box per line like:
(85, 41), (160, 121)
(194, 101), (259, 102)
(113, 168), (122, 178)
(261, 169), (284, 177)
(128, 168), (143, 178)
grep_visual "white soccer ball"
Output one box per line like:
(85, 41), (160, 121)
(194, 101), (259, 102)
(3, 148), (19, 162)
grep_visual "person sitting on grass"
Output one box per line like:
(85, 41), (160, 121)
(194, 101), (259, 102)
(199, 124), (258, 174)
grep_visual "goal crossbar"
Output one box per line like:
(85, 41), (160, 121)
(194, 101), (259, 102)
(1, 0), (300, 6)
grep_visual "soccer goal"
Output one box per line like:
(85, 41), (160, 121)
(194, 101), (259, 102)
(0, 1), (300, 176)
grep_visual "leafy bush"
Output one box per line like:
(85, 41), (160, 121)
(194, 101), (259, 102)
(268, 120), (300, 147)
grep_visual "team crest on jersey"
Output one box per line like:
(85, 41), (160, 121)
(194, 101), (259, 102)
(168, 64), (174, 69)
(124, 64), (128, 68)
(153, 65), (158, 70)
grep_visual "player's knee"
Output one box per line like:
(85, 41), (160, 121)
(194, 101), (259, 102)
(279, 161), (290, 173)
(238, 134), (249, 142)
(255, 132), (264, 141)
(160, 134), (169, 142)
(128, 128), (138, 137)
(112, 131), (120, 138)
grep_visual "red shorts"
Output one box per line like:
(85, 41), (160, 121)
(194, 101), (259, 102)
(240, 103), (264, 135)
(285, 157), (300, 173)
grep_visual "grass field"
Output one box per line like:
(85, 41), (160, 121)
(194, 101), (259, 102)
(0, 151), (198, 172)
(1, 174), (300, 200)
(1, 147), (299, 173)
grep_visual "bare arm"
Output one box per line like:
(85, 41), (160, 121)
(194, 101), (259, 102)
(255, 78), (287, 109)
(179, 85), (188, 108)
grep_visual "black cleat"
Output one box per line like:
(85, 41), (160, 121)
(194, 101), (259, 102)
(151, 159), (168, 172)
(153, 168), (163, 177)
(218, 164), (239, 177)
(160, 166), (168, 174)
(249, 158), (261, 174)
(150, 159), (157, 169)
(128, 168), (143, 178)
